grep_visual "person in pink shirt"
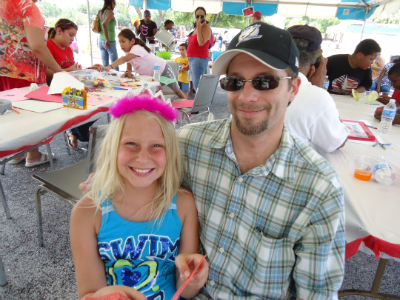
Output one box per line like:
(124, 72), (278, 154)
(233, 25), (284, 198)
(99, 29), (185, 99)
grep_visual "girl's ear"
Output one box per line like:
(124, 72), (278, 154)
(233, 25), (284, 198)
(56, 27), (62, 35)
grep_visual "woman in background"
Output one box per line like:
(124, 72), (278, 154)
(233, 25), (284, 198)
(2, 0), (63, 167)
(98, 0), (119, 70)
(186, 7), (211, 92)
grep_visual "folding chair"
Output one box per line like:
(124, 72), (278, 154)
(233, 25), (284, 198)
(32, 125), (108, 247)
(162, 62), (179, 97)
(178, 74), (219, 124)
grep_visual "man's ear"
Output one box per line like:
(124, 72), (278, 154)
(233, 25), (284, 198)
(288, 76), (301, 104)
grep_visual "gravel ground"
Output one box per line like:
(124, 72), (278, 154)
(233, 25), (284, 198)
(1, 85), (399, 300)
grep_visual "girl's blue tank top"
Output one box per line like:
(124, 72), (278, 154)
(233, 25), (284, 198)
(97, 194), (182, 300)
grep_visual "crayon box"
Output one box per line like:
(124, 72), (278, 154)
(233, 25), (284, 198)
(62, 87), (87, 110)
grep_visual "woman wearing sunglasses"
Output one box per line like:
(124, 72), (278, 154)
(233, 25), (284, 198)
(187, 6), (212, 93)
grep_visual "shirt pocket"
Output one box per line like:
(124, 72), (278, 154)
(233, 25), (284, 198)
(233, 229), (295, 299)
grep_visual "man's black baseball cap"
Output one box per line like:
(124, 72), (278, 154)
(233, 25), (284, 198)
(287, 25), (322, 51)
(212, 22), (299, 76)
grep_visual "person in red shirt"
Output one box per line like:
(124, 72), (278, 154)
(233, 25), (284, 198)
(375, 61), (400, 125)
(46, 19), (101, 148)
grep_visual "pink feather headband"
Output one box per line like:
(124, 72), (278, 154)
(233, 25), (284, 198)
(109, 95), (179, 122)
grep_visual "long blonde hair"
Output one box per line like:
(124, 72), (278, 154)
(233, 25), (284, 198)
(88, 110), (182, 223)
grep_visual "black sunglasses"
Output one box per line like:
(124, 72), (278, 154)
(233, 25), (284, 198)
(220, 75), (292, 91)
(196, 15), (205, 19)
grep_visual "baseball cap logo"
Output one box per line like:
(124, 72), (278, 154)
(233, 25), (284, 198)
(236, 24), (262, 46)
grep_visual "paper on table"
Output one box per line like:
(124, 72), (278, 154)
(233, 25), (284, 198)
(24, 86), (63, 103)
(48, 72), (84, 94)
(12, 100), (63, 113)
(87, 94), (115, 106)
(0, 88), (30, 102)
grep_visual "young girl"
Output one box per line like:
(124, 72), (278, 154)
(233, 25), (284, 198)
(47, 18), (102, 149)
(99, 29), (185, 99)
(70, 95), (208, 300)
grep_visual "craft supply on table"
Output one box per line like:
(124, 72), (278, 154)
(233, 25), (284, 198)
(171, 254), (207, 300)
(352, 89), (379, 103)
(0, 88), (30, 102)
(62, 87), (87, 110)
(25, 86), (63, 103)
(0, 99), (12, 114)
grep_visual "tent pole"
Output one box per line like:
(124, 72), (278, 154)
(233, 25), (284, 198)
(87, 0), (93, 66)
(144, 0), (147, 10)
(360, 6), (369, 41)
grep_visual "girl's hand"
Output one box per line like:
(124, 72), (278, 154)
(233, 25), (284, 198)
(87, 64), (102, 70)
(98, 65), (112, 72)
(90, 285), (146, 300)
(175, 254), (209, 291)
(122, 71), (133, 78)
(104, 40), (110, 49)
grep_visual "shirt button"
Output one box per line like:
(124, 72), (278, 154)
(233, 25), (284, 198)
(209, 280), (215, 286)
(219, 247), (225, 253)
(229, 212), (235, 218)
(238, 178), (243, 183)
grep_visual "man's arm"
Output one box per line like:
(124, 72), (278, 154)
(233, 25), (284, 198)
(358, 67), (373, 91)
(293, 185), (345, 299)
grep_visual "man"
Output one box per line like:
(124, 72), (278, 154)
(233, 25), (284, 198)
(327, 39), (381, 95)
(252, 11), (262, 23)
(222, 30), (230, 51)
(286, 25), (349, 152)
(177, 23), (345, 299)
(134, 10), (157, 47)
(375, 61), (400, 124)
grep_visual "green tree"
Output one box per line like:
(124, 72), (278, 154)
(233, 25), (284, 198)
(36, 0), (62, 19)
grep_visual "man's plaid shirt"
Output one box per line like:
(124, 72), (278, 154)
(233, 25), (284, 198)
(177, 118), (345, 300)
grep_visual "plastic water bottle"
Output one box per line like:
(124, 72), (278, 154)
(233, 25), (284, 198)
(153, 62), (161, 82)
(373, 156), (395, 185)
(378, 99), (397, 134)
(323, 76), (329, 90)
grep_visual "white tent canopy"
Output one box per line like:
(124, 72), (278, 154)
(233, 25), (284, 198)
(128, 0), (400, 19)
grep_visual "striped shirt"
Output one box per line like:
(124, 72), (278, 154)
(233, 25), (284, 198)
(177, 118), (345, 300)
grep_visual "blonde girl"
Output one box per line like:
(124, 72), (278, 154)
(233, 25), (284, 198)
(99, 29), (185, 99)
(70, 95), (208, 300)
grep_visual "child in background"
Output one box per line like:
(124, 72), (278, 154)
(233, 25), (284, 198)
(46, 19), (82, 82)
(99, 29), (185, 99)
(174, 43), (190, 99)
(70, 95), (208, 300)
(46, 18), (102, 149)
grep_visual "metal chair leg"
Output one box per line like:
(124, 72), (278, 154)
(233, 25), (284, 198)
(46, 144), (54, 170)
(35, 186), (47, 247)
(0, 258), (7, 286)
(63, 131), (72, 155)
(184, 112), (191, 124)
(0, 164), (5, 175)
(107, 112), (111, 124)
(0, 179), (11, 219)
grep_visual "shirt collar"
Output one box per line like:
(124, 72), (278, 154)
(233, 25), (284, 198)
(208, 118), (296, 182)
(298, 72), (308, 84)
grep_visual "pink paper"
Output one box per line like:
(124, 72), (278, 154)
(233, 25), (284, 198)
(0, 88), (30, 102)
(171, 100), (194, 109)
(87, 94), (115, 106)
(24, 86), (62, 103)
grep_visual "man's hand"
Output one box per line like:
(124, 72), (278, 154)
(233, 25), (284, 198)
(307, 55), (327, 88)
(377, 95), (390, 105)
(355, 86), (366, 93)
